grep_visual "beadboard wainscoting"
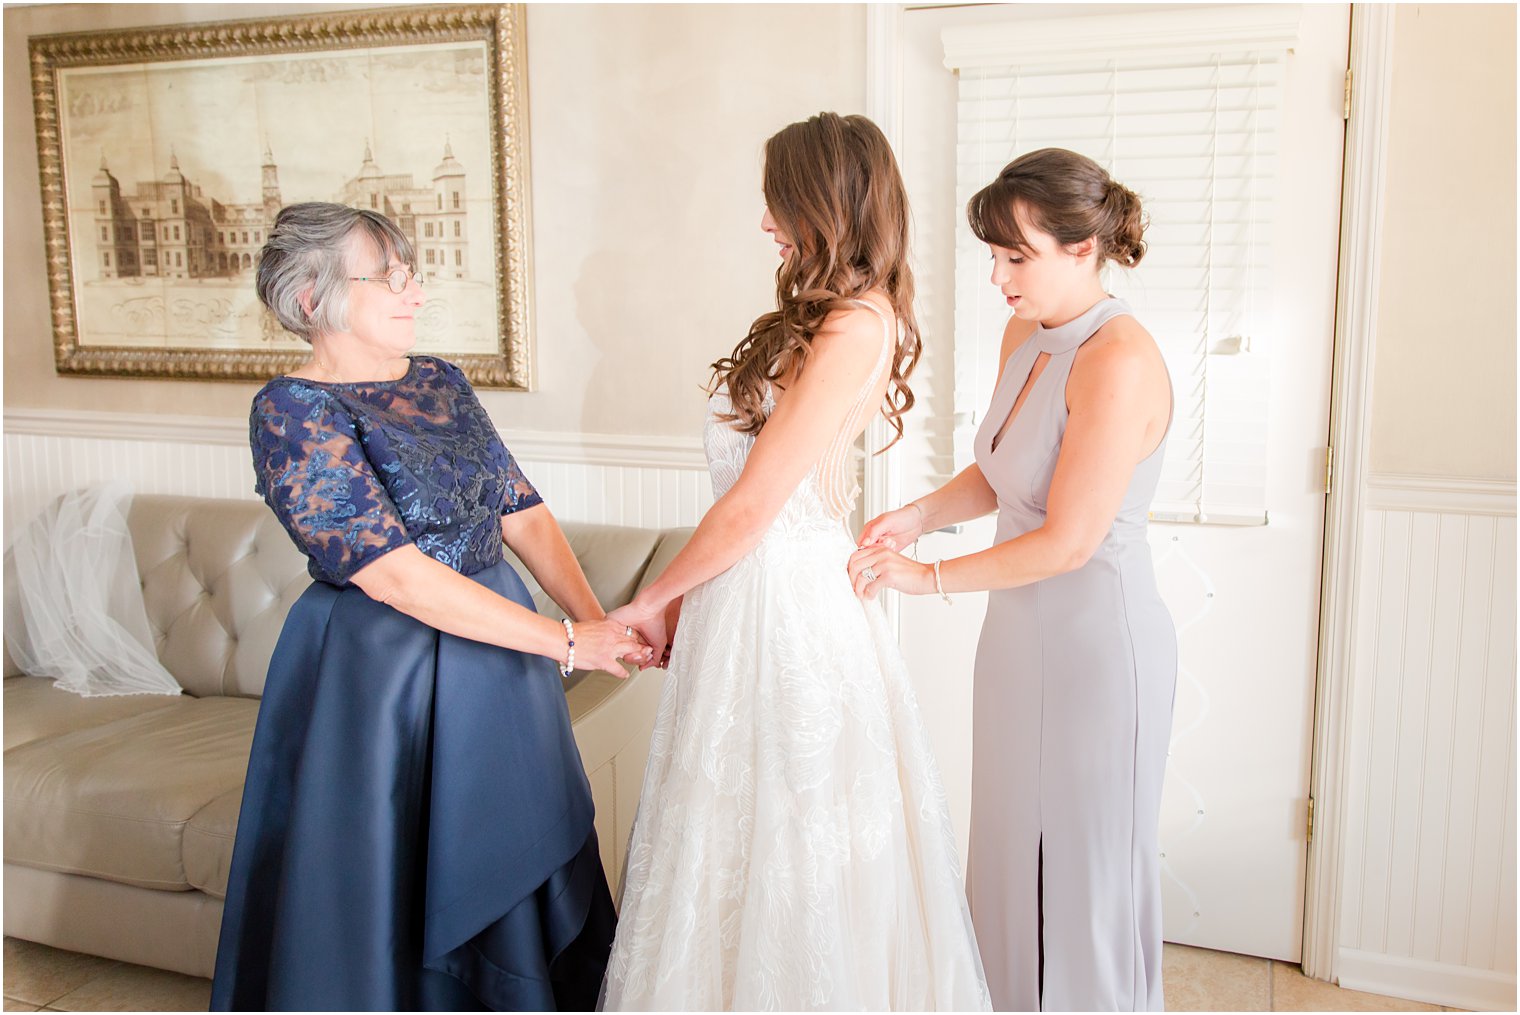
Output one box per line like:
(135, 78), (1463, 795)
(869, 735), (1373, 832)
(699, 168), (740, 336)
(1338, 472), (1517, 1011)
(3, 409), (710, 546)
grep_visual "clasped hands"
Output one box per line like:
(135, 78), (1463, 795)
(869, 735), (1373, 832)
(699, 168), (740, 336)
(607, 594), (683, 673)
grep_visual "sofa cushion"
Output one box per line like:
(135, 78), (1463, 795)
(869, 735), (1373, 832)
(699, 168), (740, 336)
(4, 697), (257, 890)
(183, 788), (242, 899)
(3, 677), (183, 752)
(128, 495), (310, 699)
(504, 522), (665, 621)
(634, 528), (696, 597)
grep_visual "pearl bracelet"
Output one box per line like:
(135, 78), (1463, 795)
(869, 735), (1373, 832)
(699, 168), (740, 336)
(933, 559), (953, 605)
(559, 618), (576, 677)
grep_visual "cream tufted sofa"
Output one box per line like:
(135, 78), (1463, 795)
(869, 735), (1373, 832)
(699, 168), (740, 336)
(2, 493), (688, 979)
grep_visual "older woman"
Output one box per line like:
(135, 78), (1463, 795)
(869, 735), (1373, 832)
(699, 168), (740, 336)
(211, 203), (648, 1011)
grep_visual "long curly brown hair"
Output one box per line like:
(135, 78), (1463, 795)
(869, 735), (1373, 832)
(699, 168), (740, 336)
(709, 112), (920, 450)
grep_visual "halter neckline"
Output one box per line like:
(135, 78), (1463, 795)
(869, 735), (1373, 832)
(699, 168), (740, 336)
(1032, 297), (1131, 355)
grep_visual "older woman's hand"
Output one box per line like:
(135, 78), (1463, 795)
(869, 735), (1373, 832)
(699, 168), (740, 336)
(847, 544), (935, 601)
(572, 618), (652, 678)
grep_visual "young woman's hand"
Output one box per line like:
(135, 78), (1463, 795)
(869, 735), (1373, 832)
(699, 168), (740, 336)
(857, 503), (924, 550)
(847, 544), (934, 600)
(658, 596), (683, 668)
(607, 597), (668, 671)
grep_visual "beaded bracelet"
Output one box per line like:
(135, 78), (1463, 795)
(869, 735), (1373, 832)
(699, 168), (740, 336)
(559, 618), (576, 677)
(933, 559), (953, 605)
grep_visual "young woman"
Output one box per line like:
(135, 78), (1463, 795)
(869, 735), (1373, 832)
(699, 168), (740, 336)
(600, 113), (989, 1011)
(850, 148), (1178, 1011)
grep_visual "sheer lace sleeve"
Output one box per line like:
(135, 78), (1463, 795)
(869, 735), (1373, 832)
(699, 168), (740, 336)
(499, 448), (542, 516)
(250, 384), (411, 585)
(432, 357), (542, 516)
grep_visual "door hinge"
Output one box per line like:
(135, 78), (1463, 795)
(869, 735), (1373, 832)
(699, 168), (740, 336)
(1307, 796), (1315, 843)
(1343, 68), (1353, 120)
(1324, 445), (1334, 494)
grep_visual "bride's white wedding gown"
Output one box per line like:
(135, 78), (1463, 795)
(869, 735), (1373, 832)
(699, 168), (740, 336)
(601, 301), (991, 1011)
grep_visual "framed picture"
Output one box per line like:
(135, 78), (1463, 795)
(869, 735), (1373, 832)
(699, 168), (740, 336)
(29, 4), (534, 388)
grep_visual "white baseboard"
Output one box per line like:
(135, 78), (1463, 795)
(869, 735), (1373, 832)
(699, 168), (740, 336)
(1364, 472), (1517, 516)
(1337, 948), (1517, 1012)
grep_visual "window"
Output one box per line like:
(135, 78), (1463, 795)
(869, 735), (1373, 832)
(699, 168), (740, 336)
(242, 231), (250, 244)
(98, 200), (106, 215)
(175, 252), (183, 267)
(437, 194), (443, 211)
(242, 253), (252, 269)
(219, 232), (225, 244)
(171, 199), (179, 215)
(451, 191), (460, 210)
(370, 193), (379, 210)
(145, 250), (156, 266)
(425, 222), (434, 238)
(426, 249), (436, 265)
(100, 226), (109, 241)
(455, 249), (462, 266)
(103, 252), (111, 267)
(943, 8), (1294, 523)
(254, 231), (260, 242)
(173, 225), (181, 241)
(453, 221), (461, 238)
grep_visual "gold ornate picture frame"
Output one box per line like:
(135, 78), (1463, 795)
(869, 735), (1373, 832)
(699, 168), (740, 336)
(29, 4), (534, 388)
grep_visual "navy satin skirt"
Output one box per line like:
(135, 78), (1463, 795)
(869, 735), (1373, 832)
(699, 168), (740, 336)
(210, 561), (615, 1011)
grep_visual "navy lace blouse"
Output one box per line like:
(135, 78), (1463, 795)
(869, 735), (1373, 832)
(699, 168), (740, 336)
(250, 355), (542, 587)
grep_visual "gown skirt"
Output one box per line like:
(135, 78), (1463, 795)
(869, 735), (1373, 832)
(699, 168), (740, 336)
(602, 523), (989, 1011)
(210, 560), (616, 1011)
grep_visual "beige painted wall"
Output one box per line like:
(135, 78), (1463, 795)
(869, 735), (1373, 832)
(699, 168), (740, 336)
(2, 3), (864, 437)
(1368, 3), (1517, 481)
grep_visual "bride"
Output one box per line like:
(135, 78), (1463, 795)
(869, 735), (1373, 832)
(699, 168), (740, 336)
(603, 112), (990, 1012)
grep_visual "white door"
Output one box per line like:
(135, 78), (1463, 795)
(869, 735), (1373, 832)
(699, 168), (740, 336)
(892, 3), (1349, 962)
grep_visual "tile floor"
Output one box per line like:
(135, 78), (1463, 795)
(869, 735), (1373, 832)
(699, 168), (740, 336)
(1, 935), (1474, 1011)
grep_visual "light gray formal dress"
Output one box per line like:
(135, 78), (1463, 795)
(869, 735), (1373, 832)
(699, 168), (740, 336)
(968, 297), (1178, 1012)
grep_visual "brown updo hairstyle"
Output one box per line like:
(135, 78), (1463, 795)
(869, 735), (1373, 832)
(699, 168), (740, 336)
(709, 112), (920, 449)
(967, 148), (1147, 269)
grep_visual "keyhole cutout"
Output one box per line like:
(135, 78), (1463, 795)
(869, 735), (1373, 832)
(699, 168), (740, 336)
(991, 351), (1051, 453)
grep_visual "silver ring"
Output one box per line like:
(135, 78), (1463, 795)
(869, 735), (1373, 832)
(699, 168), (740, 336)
(625, 626), (634, 638)
(862, 566), (879, 583)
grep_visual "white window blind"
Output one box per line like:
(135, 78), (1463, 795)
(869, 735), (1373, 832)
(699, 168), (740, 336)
(944, 7), (1300, 525)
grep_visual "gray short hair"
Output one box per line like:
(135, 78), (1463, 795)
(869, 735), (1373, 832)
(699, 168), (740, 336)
(255, 203), (416, 342)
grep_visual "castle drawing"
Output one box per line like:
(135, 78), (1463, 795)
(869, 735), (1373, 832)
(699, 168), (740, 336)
(89, 141), (470, 282)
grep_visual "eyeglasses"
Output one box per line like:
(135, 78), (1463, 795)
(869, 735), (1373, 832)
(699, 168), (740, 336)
(349, 267), (425, 294)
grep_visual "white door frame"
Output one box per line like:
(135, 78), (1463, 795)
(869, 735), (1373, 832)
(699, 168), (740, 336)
(1302, 2), (1395, 983)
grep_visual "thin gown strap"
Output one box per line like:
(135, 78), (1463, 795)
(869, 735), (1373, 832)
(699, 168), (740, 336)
(816, 298), (896, 520)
